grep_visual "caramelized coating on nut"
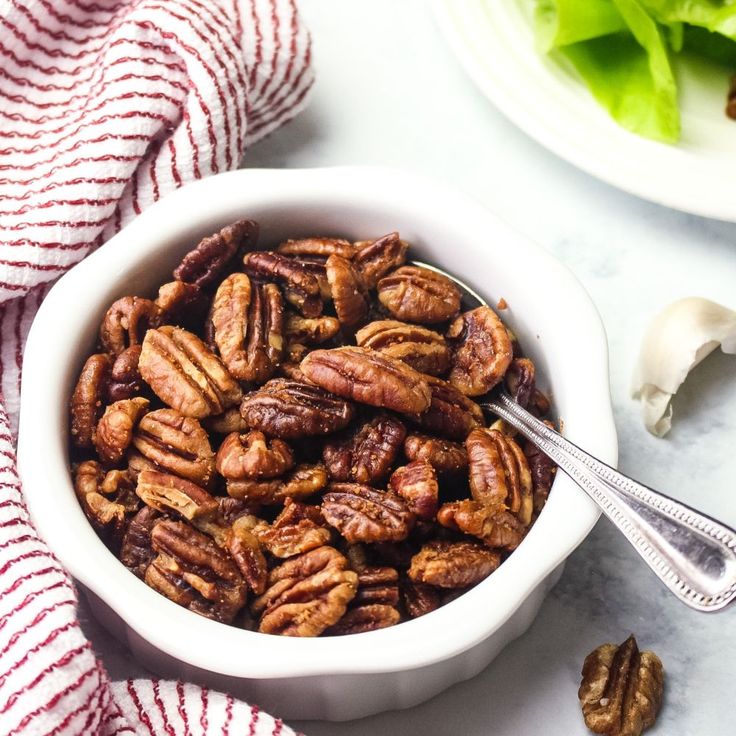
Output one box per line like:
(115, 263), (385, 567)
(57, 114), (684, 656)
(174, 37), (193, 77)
(105, 345), (143, 403)
(226, 463), (328, 505)
(100, 296), (160, 356)
(277, 237), (356, 259)
(505, 357), (536, 409)
(409, 375), (484, 440)
(353, 232), (408, 289)
(404, 433), (468, 473)
(389, 461), (438, 521)
(215, 431), (294, 480)
(155, 281), (205, 327)
(325, 254), (368, 327)
(93, 397), (149, 465)
(437, 500), (525, 551)
(135, 469), (218, 522)
(70, 353), (111, 448)
(377, 265), (461, 324)
(284, 314), (341, 345)
(408, 540), (501, 589)
(120, 505), (160, 578)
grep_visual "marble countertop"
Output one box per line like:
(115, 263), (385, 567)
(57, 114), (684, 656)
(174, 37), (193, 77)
(79, 2), (736, 733)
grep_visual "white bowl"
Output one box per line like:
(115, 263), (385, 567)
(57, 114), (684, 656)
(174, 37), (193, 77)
(18, 167), (617, 721)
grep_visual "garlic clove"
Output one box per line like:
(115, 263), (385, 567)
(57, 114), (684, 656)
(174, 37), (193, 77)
(631, 297), (736, 437)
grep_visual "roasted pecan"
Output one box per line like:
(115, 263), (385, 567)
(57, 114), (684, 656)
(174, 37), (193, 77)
(389, 461), (438, 521)
(93, 397), (149, 465)
(353, 566), (399, 607)
(322, 414), (406, 484)
(301, 346), (431, 415)
(408, 540), (501, 589)
(242, 251), (323, 317)
(252, 546), (358, 636)
(273, 498), (326, 528)
(73, 460), (133, 542)
(136, 470), (219, 522)
(355, 320), (450, 376)
(447, 306), (514, 396)
(155, 281), (205, 327)
(579, 636), (664, 736)
(353, 232), (408, 289)
(524, 435), (557, 515)
(139, 326), (242, 418)
(203, 407), (250, 435)
(400, 578), (441, 619)
(215, 431), (294, 480)
(146, 519), (247, 623)
(326, 254), (368, 327)
(70, 353), (111, 448)
(100, 296), (160, 356)
(404, 433), (467, 473)
(227, 463), (328, 505)
(105, 345), (144, 403)
(466, 428), (533, 526)
(377, 265), (461, 324)
(173, 219), (258, 288)
(408, 376), (484, 440)
(321, 483), (414, 543)
(256, 519), (332, 559)
(327, 604), (400, 635)
(240, 378), (354, 438)
(120, 505), (160, 578)
(226, 516), (268, 595)
(132, 408), (215, 488)
(277, 237), (356, 259)
(210, 274), (284, 383)
(284, 314), (340, 345)
(437, 500), (525, 550)
(505, 357), (536, 408)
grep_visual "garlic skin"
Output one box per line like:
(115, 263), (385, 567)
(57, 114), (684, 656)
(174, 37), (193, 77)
(632, 297), (736, 437)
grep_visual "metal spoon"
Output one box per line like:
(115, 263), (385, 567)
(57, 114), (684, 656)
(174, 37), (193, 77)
(413, 261), (736, 612)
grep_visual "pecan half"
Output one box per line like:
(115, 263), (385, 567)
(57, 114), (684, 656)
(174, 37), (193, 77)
(136, 470), (219, 522)
(408, 540), (501, 588)
(389, 461), (438, 521)
(210, 274), (284, 383)
(505, 357), (536, 408)
(321, 483), (414, 543)
(466, 428), (533, 526)
(120, 505), (160, 578)
(215, 431), (294, 480)
(377, 265), (461, 324)
(353, 232), (408, 289)
(256, 519), (331, 559)
(400, 578), (441, 619)
(73, 460), (133, 542)
(277, 237), (356, 259)
(355, 320), (450, 376)
(300, 346), (431, 415)
(273, 498), (326, 528)
(155, 281), (205, 328)
(242, 251), (323, 317)
(437, 500), (525, 550)
(326, 254), (368, 327)
(173, 218), (258, 288)
(408, 376), (484, 440)
(226, 516), (268, 595)
(105, 345), (143, 403)
(93, 397), (149, 465)
(579, 636), (664, 736)
(353, 566), (399, 607)
(524, 434), (557, 515)
(146, 519), (247, 623)
(132, 408), (215, 488)
(284, 314), (340, 345)
(447, 306), (513, 396)
(139, 326), (242, 418)
(322, 414), (406, 484)
(227, 463), (328, 505)
(404, 433), (467, 473)
(70, 353), (111, 448)
(240, 378), (355, 438)
(100, 296), (160, 356)
(327, 604), (400, 635)
(252, 546), (358, 636)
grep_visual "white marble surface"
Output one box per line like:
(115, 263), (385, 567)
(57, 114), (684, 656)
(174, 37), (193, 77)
(79, 1), (736, 733)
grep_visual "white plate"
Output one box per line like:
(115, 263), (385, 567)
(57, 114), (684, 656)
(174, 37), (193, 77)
(433, 0), (736, 221)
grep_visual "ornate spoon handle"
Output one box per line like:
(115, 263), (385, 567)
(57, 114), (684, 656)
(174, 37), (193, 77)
(484, 392), (736, 612)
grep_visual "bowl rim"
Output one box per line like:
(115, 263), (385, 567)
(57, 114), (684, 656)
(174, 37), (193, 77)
(18, 166), (617, 679)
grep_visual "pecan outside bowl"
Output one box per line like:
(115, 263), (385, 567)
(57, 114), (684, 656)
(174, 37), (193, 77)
(18, 168), (617, 721)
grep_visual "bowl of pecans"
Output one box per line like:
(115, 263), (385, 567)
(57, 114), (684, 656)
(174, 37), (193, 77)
(18, 168), (617, 720)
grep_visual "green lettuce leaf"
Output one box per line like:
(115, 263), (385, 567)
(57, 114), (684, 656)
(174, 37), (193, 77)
(535, 0), (628, 50)
(639, 1), (736, 38)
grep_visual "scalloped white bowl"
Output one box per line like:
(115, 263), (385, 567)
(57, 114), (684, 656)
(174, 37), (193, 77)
(18, 167), (617, 721)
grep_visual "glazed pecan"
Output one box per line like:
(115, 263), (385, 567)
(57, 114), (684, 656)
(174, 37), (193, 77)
(409, 376), (484, 440)
(404, 433), (467, 473)
(408, 540), (501, 589)
(353, 232), (408, 289)
(321, 483), (414, 543)
(242, 251), (323, 317)
(327, 604), (400, 635)
(146, 519), (247, 623)
(173, 218), (258, 288)
(240, 378), (355, 439)
(70, 353), (111, 448)
(93, 397), (149, 465)
(301, 346), (431, 415)
(155, 281), (205, 327)
(284, 314), (340, 345)
(400, 578), (441, 619)
(139, 326), (242, 418)
(252, 546), (358, 636)
(353, 566), (399, 607)
(105, 345), (143, 403)
(389, 461), (438, 521)
(579, 636), (664, 736)
(256, 519), (331, 559)
(326, 254), (368, 327)
(377, 265), (461, 324)
(355, 320), (450, 376)
(273, 498), (326, 528)
(132, 408), (215, 488)
(322, 414), (406, 484)
(466, 428), (533, 526)
(203, 407), (250, 435)
(210, 274), (284, 383)
(226, 516), (268, 595)
(227, 463), (328, 505)
(120, 505), (160, 578)
(277, 237), (356, 259)
(505, 357), (536, 408)
(437, 500), (525, 550)
(215, 431), (294, 480)
(524, 434), (557, 515)
(447, 306), (514, 396)
(135, 469), (219, 522)
(100, 296), (160, 356)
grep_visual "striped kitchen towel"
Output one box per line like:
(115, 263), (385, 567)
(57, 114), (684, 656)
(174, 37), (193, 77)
(0, 0), (313, 732)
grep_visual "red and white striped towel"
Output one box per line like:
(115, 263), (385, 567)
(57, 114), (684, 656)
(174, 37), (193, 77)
(0, 0), (313, 732)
